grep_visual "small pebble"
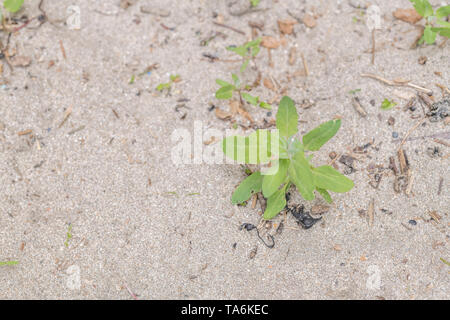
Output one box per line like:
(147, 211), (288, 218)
(408, 220), (417, 226)
(392, 132), (399, 138)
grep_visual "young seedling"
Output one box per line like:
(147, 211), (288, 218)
(64, 224), (73, 248)
(222, 96), (354, 220)
(0, 260), (19, 266)
(3, 0), (24, 13)
(215, 73), (271, 110)
(410, 0), (450, 44)
(227, 38), (261, 73)
(156, 74), (180, 92)
(250, 0), (260, 7)
(381, 98), (397, 110)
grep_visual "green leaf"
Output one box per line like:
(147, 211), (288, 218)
(231, 74), (240, 87)
(276, 96), (298, 138)
(262, 159), (289, 198)
(436, 5), (450, 19)
(0, 260), (19, 266)
(303, 119), (341, 151)
(316, 187), (333, 204)
(381, 98), (397, 110)
(250, 0), (260, 7)
(216, 79), (233, 87)
(424, 25), (437, 44)
(231, 171), (263, 204)
(312, 165), (354, 193)
(263, 184), (288, 220)
(435, 19), (450, 27)
(156, 82), (171, 91)
(410, 0), (434, 18)
(242, 92), (259, 105)
(215, 85), (235, 99)
(3, 0), (24, 13)
(432, 27), (450, 38)
(222, 130), (272, 164)
(288, 151), (315, 200)
(226, 45), (247, 57)
(259, 101), (272, 110)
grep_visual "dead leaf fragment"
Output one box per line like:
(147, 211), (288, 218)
(393, 8), (422, 24)
(263, 78), (275, 91)
(302, 14), (316, 28)
(10, 56), (31, 67)
(277, 19), (297, 35)
(261, 36), (280, 49)
(215, 107), (232, 120)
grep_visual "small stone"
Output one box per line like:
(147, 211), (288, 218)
(329, 151), (337, 160)
(302, 14), (317, 28)
(408, 220), (417, 226)
(392, 132), (399, 138)
(388, 116), (395, 126)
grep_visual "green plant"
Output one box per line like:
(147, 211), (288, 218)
(222, 96), (354, 220)
(381, 98), (397, 110)
(3, 0), (24, 13)
(250, 0), (260, 7)
(156, 74), (180, 92)
(216, 38), (271, 110)
(410, 0), (450, 44)
(227, 38), (261, 73)
(0, 260), (19, 266)
(215, 73), (271, 110)
(64, 224), (73, 247)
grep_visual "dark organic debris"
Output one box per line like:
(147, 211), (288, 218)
(289, 205), (322, 229)
(428, 97), (449, 122)
(426, 146), (442, 158)
(256, 229), (275, 248)
(240, 223), (256, 231)
(339, 154), (355, 174)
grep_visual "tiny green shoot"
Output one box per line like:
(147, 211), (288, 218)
(0, 260), (19, 266)
(349, 88), (361, 95)
(222, 96), (354, 220)
(410, 0), (450, 44)
(64, 224), (73, 248)
(250, 0), (260, 7)
(156, 74), (180, 92)
(381, 98), (397, 110)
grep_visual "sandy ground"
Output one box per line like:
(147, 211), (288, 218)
(0, 0), (449, 299)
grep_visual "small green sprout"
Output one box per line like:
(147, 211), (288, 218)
(64, 224), (73, 248)
(3, 0), (24, 13)
(410, 0), (450, 44)
(0, 260), (19, 266)
(226, 38), (261, 73)
(250, 0), (260, 7)
(222, 96), (354, 220)
(215, 73), (271, 109)
(348, 89), (361, 95)
(156, 74), (180, 92)
(381, 98), (397, 110)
